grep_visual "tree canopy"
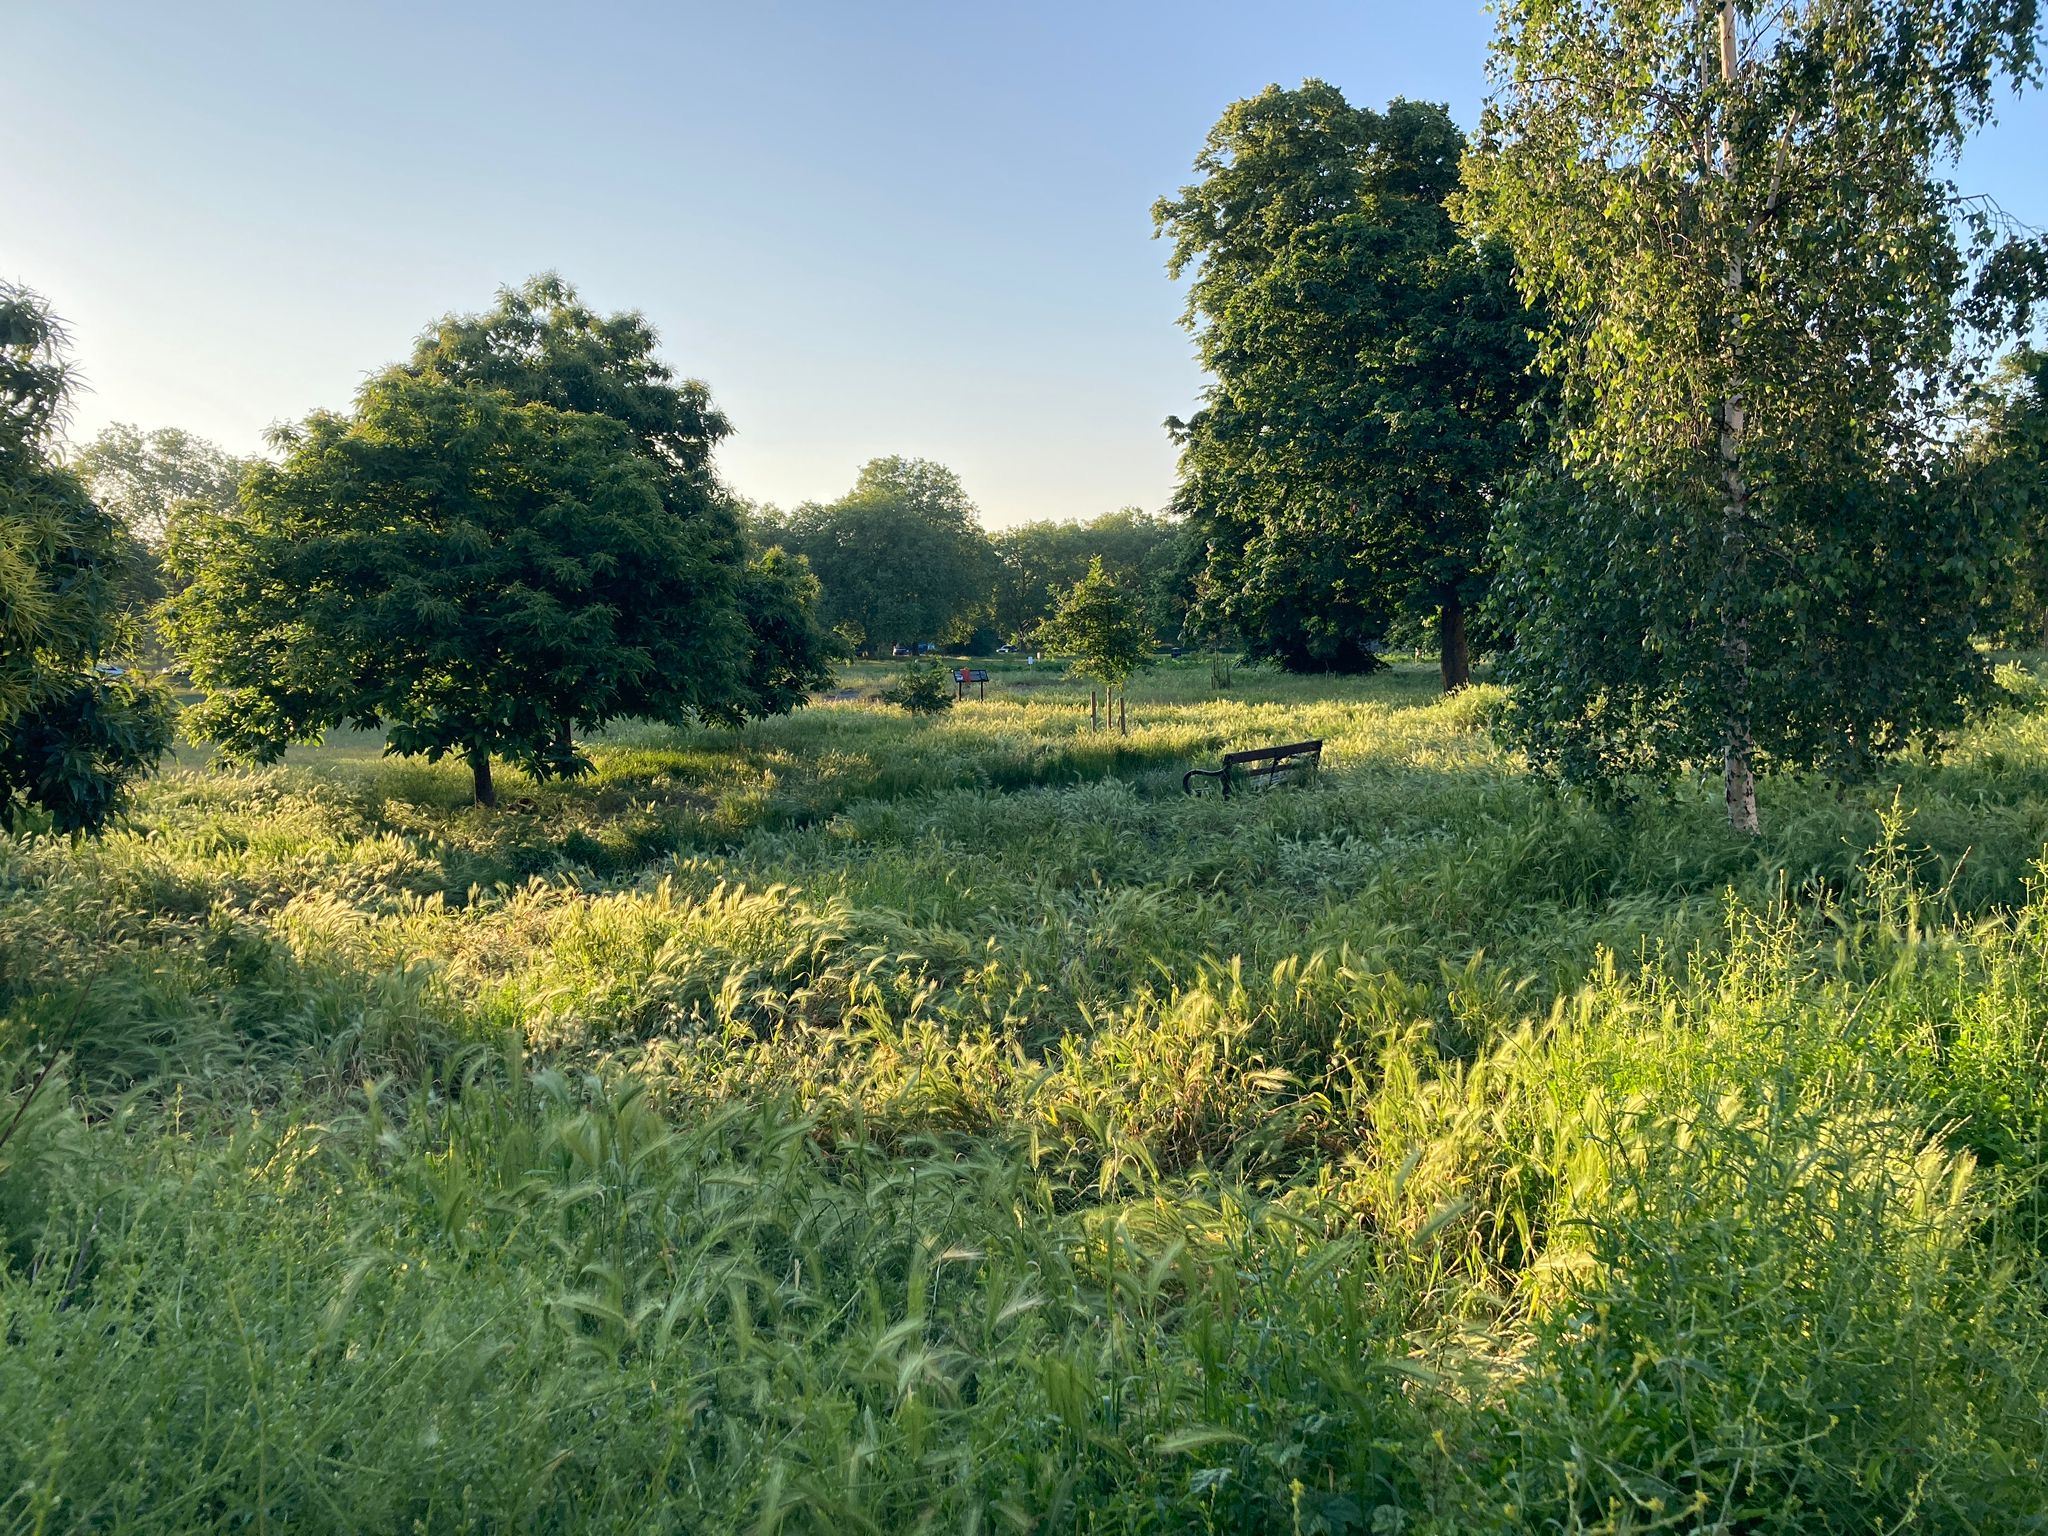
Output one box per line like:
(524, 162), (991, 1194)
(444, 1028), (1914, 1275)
(164, 277), (834, 805)
(1462, 0), (2048, 830)
(779, 457), (998, 653)
(1968, 347), (2048, 644)
(70, 424), (251, 549)
(990, 509), (1187, 645)
(70, 422), (254, 651)
(1156, 85), (1539, 685)
(0, 283), (173, 833)
(400, 273), (731, 472)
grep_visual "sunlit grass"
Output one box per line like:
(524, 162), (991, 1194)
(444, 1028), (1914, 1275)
(5, 659), (2048, 1531)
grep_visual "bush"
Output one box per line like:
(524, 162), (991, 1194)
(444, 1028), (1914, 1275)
(878, 658), (954, 715)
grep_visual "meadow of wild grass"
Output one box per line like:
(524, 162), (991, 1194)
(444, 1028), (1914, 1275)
(5, 656), (2048, 1533)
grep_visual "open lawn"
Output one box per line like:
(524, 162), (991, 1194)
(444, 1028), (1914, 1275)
(6, 657), (2048, 1532)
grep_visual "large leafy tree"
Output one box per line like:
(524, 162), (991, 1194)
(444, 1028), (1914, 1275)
(404, 275), (835, 724)
(1156, 86), (1539, 687)
(70, 424), (251, 548)
(1462, 0), (2048, 831)
(70, 423), (254, 656)
(780, 456), (997, 653)
(0, 284), (173, 832)
(164, 278), (833, 805)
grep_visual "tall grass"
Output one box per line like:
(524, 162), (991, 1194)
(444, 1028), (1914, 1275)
(4, 659), (2048, 1531)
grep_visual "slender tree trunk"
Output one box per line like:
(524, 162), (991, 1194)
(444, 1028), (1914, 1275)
(468, 746), (496, 809)
(1719, 537), (1758, 834)
(1715, 0), (1760, 836)
(1437, 589), (1471, 693)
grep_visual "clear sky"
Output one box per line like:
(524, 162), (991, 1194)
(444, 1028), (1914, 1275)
(7, 1), (2046, 528)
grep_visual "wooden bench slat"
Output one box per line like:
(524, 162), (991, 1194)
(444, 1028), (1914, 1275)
(1221, 740), (1323, 767)
(1183, 738), (1323, 799)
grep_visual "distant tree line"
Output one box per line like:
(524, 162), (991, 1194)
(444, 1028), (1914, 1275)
(991, 510), (1189, 654)
(750, 470), (1191, 657)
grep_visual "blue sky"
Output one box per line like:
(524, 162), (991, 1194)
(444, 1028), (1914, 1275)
(7, 1), (2046, 527)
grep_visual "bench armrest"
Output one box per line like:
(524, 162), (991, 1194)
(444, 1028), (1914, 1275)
(1182, 766), (1230, 798)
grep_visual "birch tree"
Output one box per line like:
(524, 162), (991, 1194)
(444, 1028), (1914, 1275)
(1462, 0), (2048, 831)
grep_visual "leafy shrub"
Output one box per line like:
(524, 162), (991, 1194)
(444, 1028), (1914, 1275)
(878, 657), (955, 715)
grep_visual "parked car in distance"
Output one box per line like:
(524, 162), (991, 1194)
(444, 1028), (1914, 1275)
(891, 644), (912, 658)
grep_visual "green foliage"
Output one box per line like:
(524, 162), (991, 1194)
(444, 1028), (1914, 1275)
(0, 283), (173, 834)
(162, 277), (829, 805)
(415, 274), (837, 732)
(403, 272), (731, 469)
(10, 662), (2048, 1528)
(990, 508), (1188, 643)
(1969, 348), (2048, 643)
(725, 546), (842, 723)
(1157, 86), (1538, 682)
(877, 656), (955, 715)
(777, 456), (999, 653)
(1035, 556), (1154, 691)
(69, 422), (251, 549)
(1461, 1), (2048, 821)
(69, 422), (254, 661)
(163, 374), (739, 806)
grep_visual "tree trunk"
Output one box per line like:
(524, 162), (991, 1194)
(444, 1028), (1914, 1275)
(469, 747), (496, 809)
(1437, 590), (1471, 693)
(1715, 0), (1760, 836)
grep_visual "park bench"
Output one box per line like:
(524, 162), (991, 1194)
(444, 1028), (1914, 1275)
(955, 667), (991, 701)
(1182, 739), (1323, 799)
